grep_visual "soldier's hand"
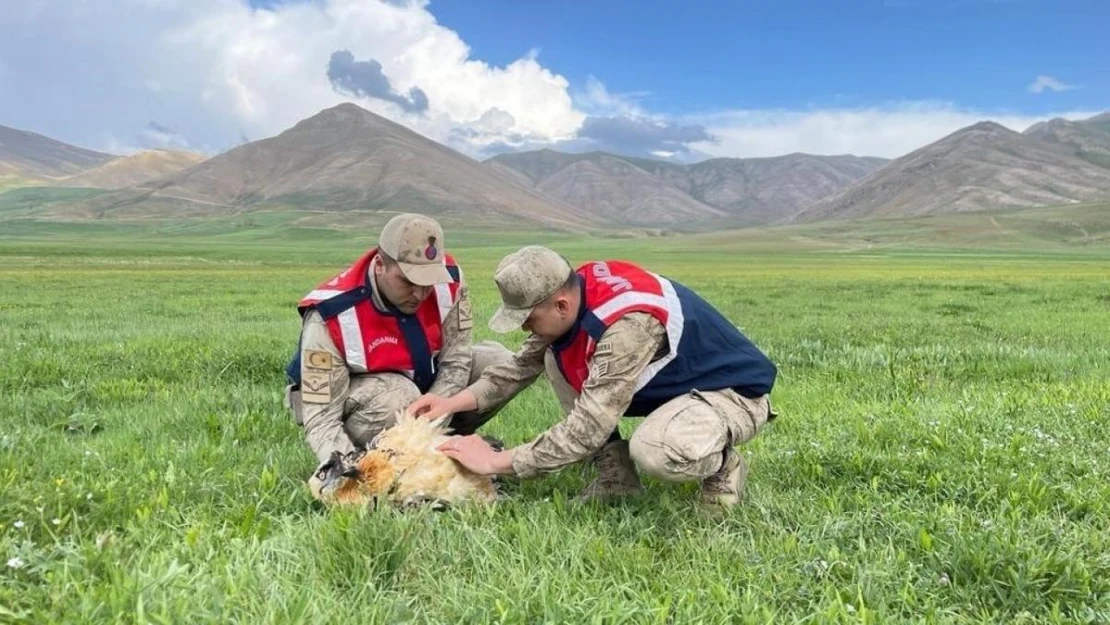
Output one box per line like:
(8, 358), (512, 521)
(409, 390), (480, 421)
(408, 393), (451, 420)
(437, 435), (514, 476)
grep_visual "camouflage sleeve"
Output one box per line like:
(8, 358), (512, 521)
(299, 310), (356, 462)
(428, 283), (474, 398)
(508, 312), (667, 478)
(466, 333), (549, 410)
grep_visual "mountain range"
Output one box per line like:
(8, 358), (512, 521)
(792, 119), (1110, 223)
(0, 124), (115, 179)
(0, 124), (205, 192)
(487, 150), (887, 227)
(2, 104), (1109, 232)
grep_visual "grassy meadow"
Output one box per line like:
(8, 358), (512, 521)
(1, 215), (1109, 623)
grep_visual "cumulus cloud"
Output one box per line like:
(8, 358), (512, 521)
(141, 122), (192, 150)
(99, 121), (194, 155)
(573, 76), (648, 119)
(575, 116), (714, 156)
(327, 50), (428, 113)
(686, 102), (1101, 159)
(0, 2), (1097, 164)
(1027, 75), (1077, 94)
(475, 113), (717, 163)
(511, 76), (715, 161)
(0, 0), (582, 156)
(449, 108), (525, 146)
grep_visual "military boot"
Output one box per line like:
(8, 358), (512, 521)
(578, 440), (643, 501)
(699, 447), (748, 507)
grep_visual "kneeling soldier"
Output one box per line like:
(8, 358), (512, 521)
(410, 245), (777, 507)
(284, 214), (512, 480)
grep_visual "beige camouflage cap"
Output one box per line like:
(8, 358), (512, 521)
(488, 245), (573, 333)
(378, 213), (452, 286)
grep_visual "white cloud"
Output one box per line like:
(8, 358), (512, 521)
(0, 2), (1098, 164)
(1027, 75), (1077, 94)
(140, 122), (193, 151)
(687, 102), (1100, 159)
(573, 76), (649, 118)
(0, 0), (584, 156)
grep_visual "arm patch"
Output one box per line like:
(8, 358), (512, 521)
(458, 299), (473, 330)
(301, 371), (332, 404)
(305, 349), (333, 370)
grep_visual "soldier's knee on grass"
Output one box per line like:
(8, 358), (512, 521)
(629, 394), (731, 483)
(469, 340), (513, 381)
(442, 340), (515, 436)
(343, 373), (422, 446)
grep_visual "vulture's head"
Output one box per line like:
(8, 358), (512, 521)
(309, 448), (397, 505)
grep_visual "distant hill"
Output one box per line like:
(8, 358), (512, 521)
(1024, 112), (1110, 169)
(66, 103), (597, 230)
(488, 151), (726, 227)
(676, 154), (887, 225)
(487, 150), (886, 227)
(0, 124), (114, 178)
(10, 106), (1110, 233)
(792, 121), (1110, 223)
(60, 149), (207, 189)
(1080, 112), (1110, 134)
(686, 201), (1110, 255)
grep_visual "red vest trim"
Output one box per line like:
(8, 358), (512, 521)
(555, 260), (684, 393)
(298, 248), (461, 377)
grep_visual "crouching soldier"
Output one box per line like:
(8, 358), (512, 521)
(409, 245), (778, 507)
(284, 213), (513, 482)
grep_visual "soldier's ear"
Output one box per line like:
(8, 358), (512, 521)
(554, 296), (571, 317)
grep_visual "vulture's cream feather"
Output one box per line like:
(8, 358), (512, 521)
(310, 412), (497, 507)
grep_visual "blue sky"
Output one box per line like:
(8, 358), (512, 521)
(1, 0), (1105, 160)
(428, 0), (1107, 114)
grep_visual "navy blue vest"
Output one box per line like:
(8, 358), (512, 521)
(552, 279), (777, 416)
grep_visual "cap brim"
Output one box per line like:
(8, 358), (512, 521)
(488, 304), (533, 333)
(398, 262), (453, 286)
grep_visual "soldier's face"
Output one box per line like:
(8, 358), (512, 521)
(522, 295), (576, 340)
(375, 262), (432, 314)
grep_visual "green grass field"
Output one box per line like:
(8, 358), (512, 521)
(1, 218), (1109, 623)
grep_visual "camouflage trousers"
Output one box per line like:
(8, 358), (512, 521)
(288, 341), (514, 448)
(544, 351), (770, 482)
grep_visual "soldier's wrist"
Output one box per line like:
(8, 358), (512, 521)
(492, 450), (515, 475)
(508, 447), (534, 478)
(450, 387), (480, 412)
(466, 380), (497, 411)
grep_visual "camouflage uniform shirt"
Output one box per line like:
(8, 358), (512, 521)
(298, 255), (475, 460)
(467, 312), (668, 477)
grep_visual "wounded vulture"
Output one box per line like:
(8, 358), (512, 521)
(309, 412), (498, 508)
